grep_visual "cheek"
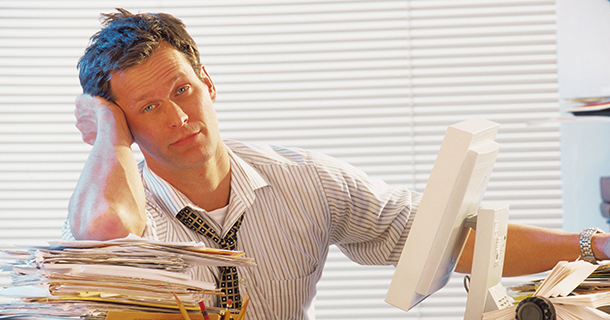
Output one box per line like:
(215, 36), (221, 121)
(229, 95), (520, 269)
(197, 103), (219, 127)
(129, 124), (163, 150)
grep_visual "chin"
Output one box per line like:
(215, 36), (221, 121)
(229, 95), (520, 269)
(174, 151), (216, 169)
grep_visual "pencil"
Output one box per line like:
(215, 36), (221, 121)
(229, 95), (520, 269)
(198, 300), (211, 320)
(236, 293), (250, 320)
(173, 293), (192, 320)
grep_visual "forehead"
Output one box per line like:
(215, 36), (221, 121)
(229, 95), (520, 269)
(110, 43), (194, 104)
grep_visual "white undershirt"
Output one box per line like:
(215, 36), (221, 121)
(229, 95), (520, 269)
(207, 205), (229, 226)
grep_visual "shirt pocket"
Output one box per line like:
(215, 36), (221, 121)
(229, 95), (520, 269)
(264, 270), (319, 320)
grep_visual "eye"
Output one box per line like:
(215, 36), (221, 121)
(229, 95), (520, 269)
(143, 104), (156, 112)
(177, 85), (189, 95)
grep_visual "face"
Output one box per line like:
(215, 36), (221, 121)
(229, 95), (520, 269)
(110, 42), (223, 174)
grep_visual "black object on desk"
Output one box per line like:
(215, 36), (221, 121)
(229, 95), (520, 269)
(515, 296), (556, 320)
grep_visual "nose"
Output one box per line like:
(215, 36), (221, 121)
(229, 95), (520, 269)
(167, 102), (188, 127)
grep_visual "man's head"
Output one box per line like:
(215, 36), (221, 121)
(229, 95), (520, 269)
(78, 8), (201, 101)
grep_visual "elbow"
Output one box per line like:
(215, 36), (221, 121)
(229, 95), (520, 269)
(80, 213), (144, 240)
(455, 229), (475, 274)
(68, 201), (145, 240)
(455, 256), (472, 274)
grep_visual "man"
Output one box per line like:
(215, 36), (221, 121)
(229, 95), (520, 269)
(64, 8), (610, 320)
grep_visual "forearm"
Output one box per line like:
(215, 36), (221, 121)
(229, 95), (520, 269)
(457, 224), (588, 277)
(68, 109), (146, 240)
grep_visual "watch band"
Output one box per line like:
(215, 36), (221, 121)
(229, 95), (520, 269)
(580, 227), (603, 264)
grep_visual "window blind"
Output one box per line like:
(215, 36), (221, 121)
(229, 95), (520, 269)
(0, 0), (560, 319)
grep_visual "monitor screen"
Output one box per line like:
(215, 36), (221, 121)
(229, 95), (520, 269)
(386, 118), (500, 311)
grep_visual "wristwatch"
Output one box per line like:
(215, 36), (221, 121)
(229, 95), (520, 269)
(580, 227), (604, 264)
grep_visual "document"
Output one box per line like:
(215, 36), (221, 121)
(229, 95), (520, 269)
(483, 260), (610, 320)
(0, 235), (256, 319)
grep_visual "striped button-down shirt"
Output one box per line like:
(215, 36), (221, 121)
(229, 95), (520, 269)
(63, 140), (420, 320)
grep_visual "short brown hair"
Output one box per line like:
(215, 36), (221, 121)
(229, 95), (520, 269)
(77, 8), (201, 101)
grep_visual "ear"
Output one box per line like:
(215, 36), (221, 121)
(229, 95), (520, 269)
(199, 64), (216, 102)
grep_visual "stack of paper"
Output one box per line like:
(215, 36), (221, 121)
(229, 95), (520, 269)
(483, 260), (610, 320)
(0, 235), (256, 319)
(565, 96), (610, 117)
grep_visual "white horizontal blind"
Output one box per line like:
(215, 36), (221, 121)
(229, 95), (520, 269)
(401, 1), (560, 319)
(0, 1), (560, 319)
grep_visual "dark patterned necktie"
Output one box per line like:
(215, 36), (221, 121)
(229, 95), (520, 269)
(176, 206), (244, 309)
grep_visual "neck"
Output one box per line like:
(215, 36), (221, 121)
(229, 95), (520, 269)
(149, 146), (231, 212)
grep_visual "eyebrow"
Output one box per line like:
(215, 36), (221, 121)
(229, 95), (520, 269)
(131, 74), (184, 108)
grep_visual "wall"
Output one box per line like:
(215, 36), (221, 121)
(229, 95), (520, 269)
(557, 0), (610, 232)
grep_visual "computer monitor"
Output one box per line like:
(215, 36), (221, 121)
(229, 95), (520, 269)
(385, 118), (503, 313)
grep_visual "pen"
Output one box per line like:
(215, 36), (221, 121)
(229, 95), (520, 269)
(198, 300), (211, 320)
(173, 293), (192, 320)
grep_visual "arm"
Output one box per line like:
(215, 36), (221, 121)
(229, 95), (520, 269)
(68, 94), (146, 240)
(456, 223), (610, 277)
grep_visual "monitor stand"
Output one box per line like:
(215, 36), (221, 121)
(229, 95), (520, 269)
(463, 204), (512, 320)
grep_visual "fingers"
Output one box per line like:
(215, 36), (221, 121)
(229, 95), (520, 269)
(73, 94), (115, 145)
(74, 94), (97, 145)
(75, 93), (117, 114)
(73, 94), (134, 146)
(75, 118), (97, 145)
(74, 93), (93, 109)
(600, 233), (610, 260)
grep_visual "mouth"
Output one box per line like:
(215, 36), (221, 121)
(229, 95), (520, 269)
(171, 131), (200, 147)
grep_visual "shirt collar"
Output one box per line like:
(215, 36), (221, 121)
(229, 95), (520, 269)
(142, 162), (192, 217)
(142, 142), (269, 218)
